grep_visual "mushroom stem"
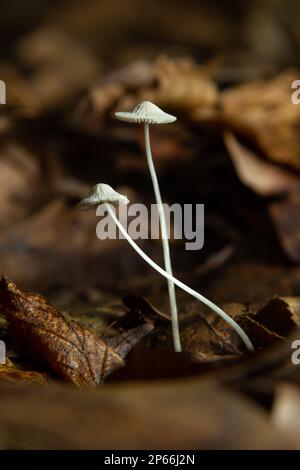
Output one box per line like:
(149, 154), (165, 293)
(144, 123), (181, 352)
(105, 203), (254, 353)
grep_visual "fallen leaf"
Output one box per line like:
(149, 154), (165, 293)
(224, 131), (300, 197)
(219, 71), (300, 169)
(106, 323), (154, 359)
(180, 313), (245, 362)
(248, 296), (300, 335)
(86, 56), (218, 124)
(0, 277), (124, 386)
(0, 364), (48, 385)
(0, 378), (293, 449)
(122, 292), (171, 323)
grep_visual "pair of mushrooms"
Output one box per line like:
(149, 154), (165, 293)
(78, 101), (254, 353)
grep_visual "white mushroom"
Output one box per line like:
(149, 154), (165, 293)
(77, 183), (129, 210)
(78, 184), (254, 353)
(115, 101), (181, 352)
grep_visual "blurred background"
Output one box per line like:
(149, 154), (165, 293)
(1, 0), (300, 450)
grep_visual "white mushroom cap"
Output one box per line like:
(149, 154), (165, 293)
(77, 183), (129, 210)
(115, 101), (176, 124)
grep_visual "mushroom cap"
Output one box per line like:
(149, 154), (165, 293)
(115, 101), (176, 124)
(77, 183), (129, 210)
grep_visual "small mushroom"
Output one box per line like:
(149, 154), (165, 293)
(77, 183), (129, 210)
(78, 183), (254, 353)
(115, 101), (181, 352)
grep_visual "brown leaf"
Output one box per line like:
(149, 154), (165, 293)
(224, 131), (300, 197)
(0, 364), (48, 385)
(219, 71), (300, 169)
(0, 378), (293, 449)
(180, 313), (245, 363)
(106, 323), (154, 359)
(118, 56), (218, 115)
(122, 294), (288, 360)
(86, 56), (218, 124)
(0, 277), (124, 386)
(179, 295), (299, 361)
(222, 296), (300, 350)
(248, 296), (300, 335)
(122, 292), (171, 322)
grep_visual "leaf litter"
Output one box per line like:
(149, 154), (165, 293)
(1, 6), (300, 447)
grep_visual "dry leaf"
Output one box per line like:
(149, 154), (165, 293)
(179, 295), (300, 360)
(219, 71), (300, 169)
(118, 56), (218, 115)
(106, 323), (154, 359)
(87, 56), (218, 123)
(0, 379), (293, 449)
(224, 131), (300, 197)
(0, 277), (124, 386)
(0, 364), (48, 385)
(122, 292), (171, 323)
(248, 296), (300, 334)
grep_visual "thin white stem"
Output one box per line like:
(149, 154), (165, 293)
(144, 123), (181, 352)
(106, 204), (254, 353)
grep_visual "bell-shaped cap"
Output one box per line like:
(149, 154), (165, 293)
(115, 101), (176, 124)
(77, 183), (129, 210)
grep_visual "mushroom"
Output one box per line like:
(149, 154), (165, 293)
(115, 101), (181, 352)
(77, 183), (129, 210)
(78, 183), (254, 352)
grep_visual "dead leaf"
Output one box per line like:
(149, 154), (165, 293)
(219, 71), (300, 169)
(224, 131), (300, 197)
(248, 296), (300, 335)
(106, 323), (154, 359)
(0, 379), (293, 449)
(86, 56), (218, 124)
(0, 364), (48, 385)
(180, 313), (245, 362)
(0, 277), (124, 386)
(179, 295), (299, 361)
(122, 292), (171, 322)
